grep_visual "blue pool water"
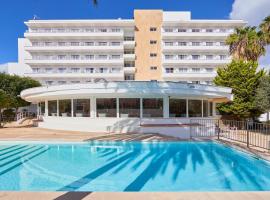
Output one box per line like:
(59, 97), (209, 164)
(0, 141), (269, 191)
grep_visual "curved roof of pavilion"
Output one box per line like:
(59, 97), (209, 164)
(21, 81), (233, 103)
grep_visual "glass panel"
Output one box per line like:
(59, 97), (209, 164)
(73, 99), (90, 117)
(40, 102), (45, 116)
(203, 100), (209, 117)
(48, 100), (57, 116)
(209, 102), (213, 116)
(59, 100), (71, 117)
(119, 98), (140, 118)
(96, 98), (116, 117)
(188, 100), (202, 117)
(169, 99), (187, 117)
(143, 98), (163, 118)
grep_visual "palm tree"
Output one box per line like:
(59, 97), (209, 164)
(226, 26), (266, 61)
(259, 15), (270, 44)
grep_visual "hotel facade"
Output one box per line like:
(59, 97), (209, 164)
(20, 10), (246, 137)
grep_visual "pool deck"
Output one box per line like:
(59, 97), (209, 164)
(0, 191), (270, 200)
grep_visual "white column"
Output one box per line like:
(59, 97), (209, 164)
(201, 99), (204, 118)
(116, 98), (119, 118)
(213, 102), (217, 117)
(163, 96), (169, 118)
(45, 100), (48, 117)
(91, 97), (96, 118)
(140, 98), (143, 118)
(186, 99), (189, 118)
(71, 99), (74, 117)
(36, 103), (39, 116)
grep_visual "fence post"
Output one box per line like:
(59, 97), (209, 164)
(246, 121), (250, 148)
(217, 120), (220, 140)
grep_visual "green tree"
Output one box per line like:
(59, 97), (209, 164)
(0, 90), (11, 127)
(226, 26), (266, 61)
(259, 15), (270, 44)
(254, 73), (270, 120)
(0, 73), (40, 121)
(214, 60), (265, 119)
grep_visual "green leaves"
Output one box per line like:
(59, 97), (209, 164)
(214, 60), (265, 119)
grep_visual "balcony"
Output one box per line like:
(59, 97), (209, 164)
(123, 41), (135, 48)
(163, 72), (217, 79)
(123, 67), (135, 73)
(123, 54), (135, 61)
(25, 58), (124, 66)
(24, 31), (124, 39)
(25, 45), (124, 53)
(162, 58), (231, 66)
(162, 32), (230, 39)
(162, 45), (229, 53)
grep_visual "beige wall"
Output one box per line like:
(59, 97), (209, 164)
(134, 10), (163, 81)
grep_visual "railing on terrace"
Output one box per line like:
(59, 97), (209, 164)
(190, 119), (270, 150)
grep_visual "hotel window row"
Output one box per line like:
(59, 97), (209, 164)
(163, 41), (226, 46)
(39, 98), (213, 118)
(31, 54), (123, 60)
(32, 67), (122, 74)
(29, 27), (122, 33)
(31, 41), (122, 47)
(164, 67), (215, 73)
(164, 54), (229, 60)
(162, 28), (234, 33)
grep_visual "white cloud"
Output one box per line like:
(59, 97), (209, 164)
(230, 0), (270, 69)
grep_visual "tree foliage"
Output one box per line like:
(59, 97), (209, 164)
(254, 73), (270, 114)
(259, 15), (270, 45)
(214, 60), (265, 119)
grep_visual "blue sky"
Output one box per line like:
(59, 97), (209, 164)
(0, 0), (269, 67)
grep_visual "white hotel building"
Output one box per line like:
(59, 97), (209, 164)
(19, 10), (246, 137)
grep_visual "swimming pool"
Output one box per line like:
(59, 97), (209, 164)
(0, 141), (269, 191)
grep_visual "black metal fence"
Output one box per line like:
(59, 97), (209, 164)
(190, 119), (270, 150)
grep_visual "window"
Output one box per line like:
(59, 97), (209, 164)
(58, 55), (66, 60)
(98, 42), (107, 46)
(192, 81), (200, 84)
(178, 68), (188, 73)
(58, 81), (66, 85)
(164, 28), (173, 32)
(150, 40), (157, 44)
(192, 29), (200, 32)
(99, 28), (107, 32)
(165, 68), (174, 73)
(39, 102), (45, 116)
(150, 53), (157, 57)
(169, 99), (187, 117)
(206, 29), (213, 32)
(71, 55), (80, 60)
(58, 42), (66, 46)
(32, 42), (39, 46)
(73, 99), (90, 117)
(150, 66), (157, 70)
(45, 81), (54, 86)
(58, 68), (66, 73)
(165, 42), (174, 46)
(71, 42), (80, 46)
(206, 42), (213, 46)
(192, 68), (200, 72)
(188, 100), (202, 117)
(85, 55), (94, 60)
(203, 100), (209, 117)
(70, 28), (80, 33)
(98, 55), (108, 59)
(143, 98), (163, 118)
(192, 42), (200, 46)
(178, 55), (187, 60)
(124, 50), (134, 54)
(209, 102), (213, 116)
(124, 62), (135, 67)
(71, 81), (80, 84)
(71, 68), (80, 73)
(32, 68), (40, 73)
(111, 55), (121, 59)
(111, 42), (120, 46)
(85, 68), (94, 73)
(85, 42), (94, 46)
(220, 42), (226, 46)
(96, 98), (116, 117)
(119, 98), (140, 118)
(220, 55), (227, 60)
(165, 55), (174, 60)
(45, 42), (53, 46)
(178, 29), (186, 32)
(111, 68), (121, 73)
(178, 42), (187, 46)
(192, 55), (200, 60)
(150, 27), (157, 32)
(124, 36), (134, 41)
(98, 67), (108, 73)
(48, 100), (57, 116)
(206, 81), (213, 85)
(85, 28), (94, 32)
(125, 74), (135, 80)
(219, 28), (226, 33)
(59, 100), (71, 117)
(111, 28), (120, 32)
(45, 68), (53, 73)
(206, 55), (214, 60)
(206, 68), (214, 72)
